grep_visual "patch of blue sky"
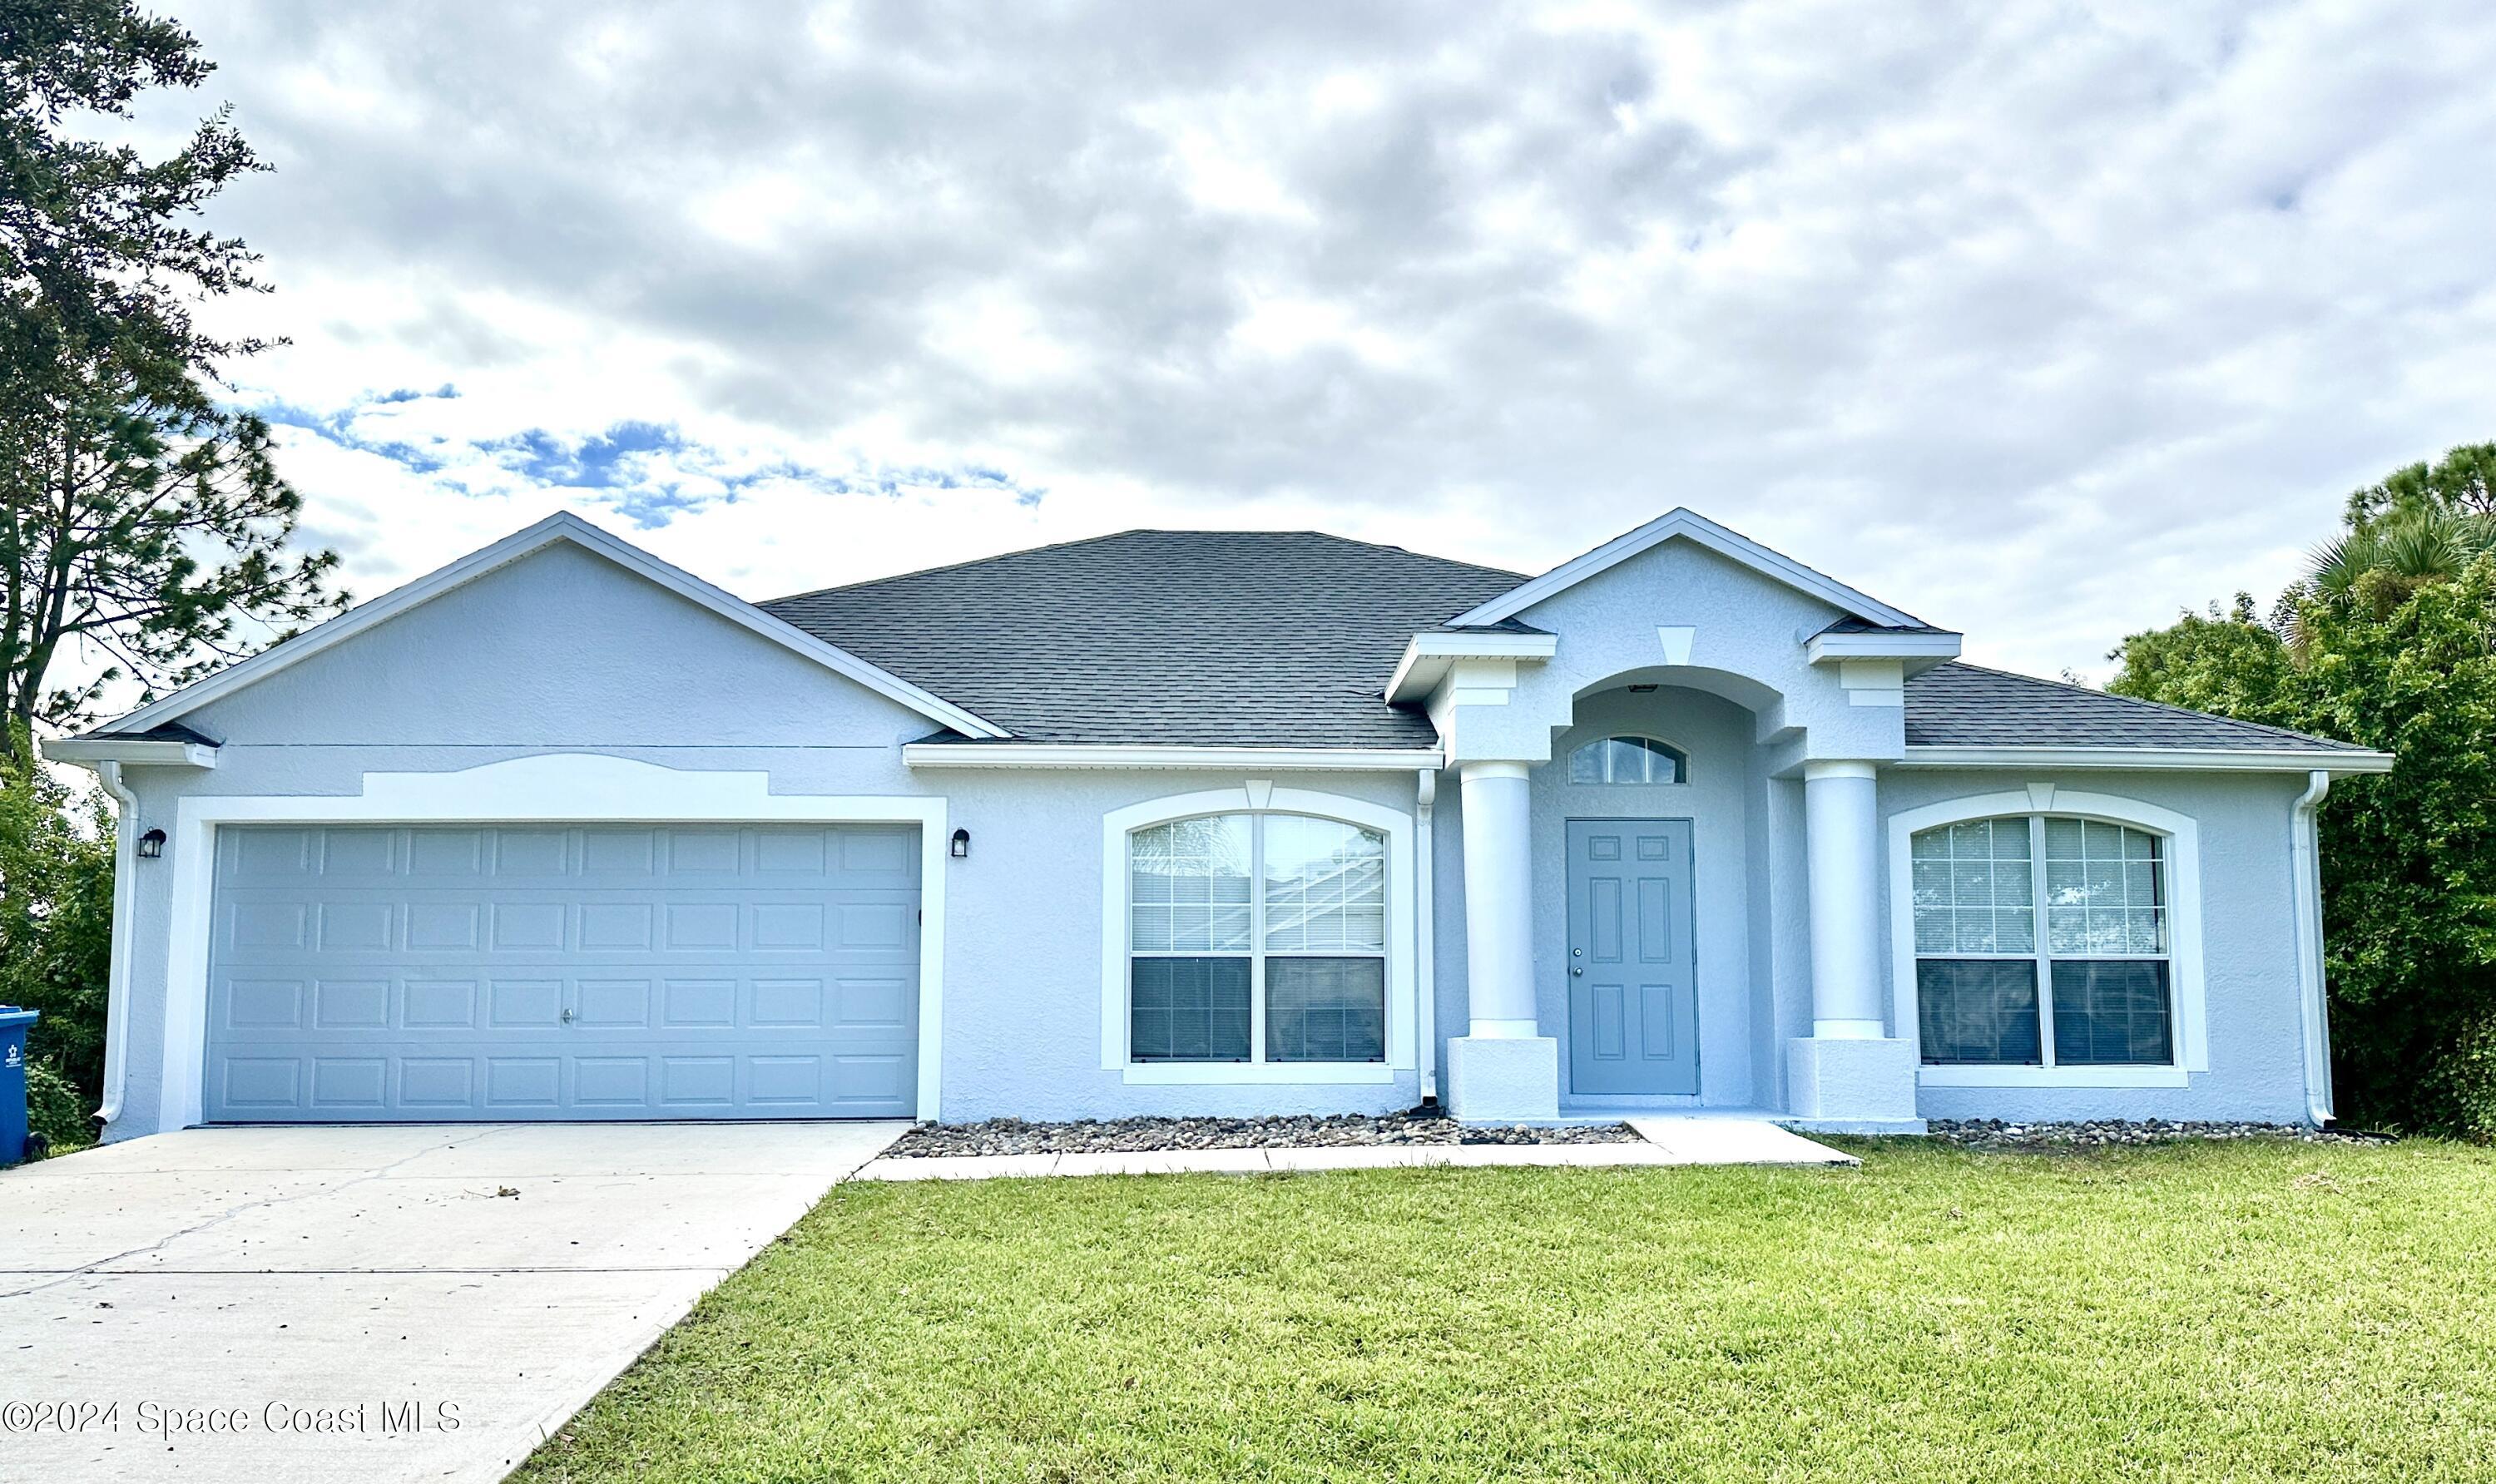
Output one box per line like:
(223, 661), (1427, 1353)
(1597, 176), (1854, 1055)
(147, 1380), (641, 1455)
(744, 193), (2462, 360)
(491, 420), (685, 489)
(254, 394), (1047, 518)
(255, 397), (451, 474)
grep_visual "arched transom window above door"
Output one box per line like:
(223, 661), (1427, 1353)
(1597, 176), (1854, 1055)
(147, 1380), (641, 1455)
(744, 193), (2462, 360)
(1567, 735), (1689, 785)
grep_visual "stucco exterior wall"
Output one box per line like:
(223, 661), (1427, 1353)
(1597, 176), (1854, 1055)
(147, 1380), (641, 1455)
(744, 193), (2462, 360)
(94, 534), (2335, 1137)
(1879, 767), (2315, 1124)
(1451, 538), (1906, 766)
(103, 543), (1428, 1135)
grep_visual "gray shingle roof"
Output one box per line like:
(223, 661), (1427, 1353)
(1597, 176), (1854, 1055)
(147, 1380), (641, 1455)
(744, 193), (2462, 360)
(763, 531), (2368, 757)
(91, 721), (220, 745)
(1903, 662), (2367, 753)
(762, 531), (1526, 747)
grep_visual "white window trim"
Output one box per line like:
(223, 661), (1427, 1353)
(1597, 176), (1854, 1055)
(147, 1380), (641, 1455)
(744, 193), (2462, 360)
(1888, 786), (2206, 1089)
(1100, 784), (1415, 1086)
(151, 754), (951, 1134)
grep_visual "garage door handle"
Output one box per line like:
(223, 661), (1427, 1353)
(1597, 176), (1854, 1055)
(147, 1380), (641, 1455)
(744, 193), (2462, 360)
(561, 1007), (575, 1024)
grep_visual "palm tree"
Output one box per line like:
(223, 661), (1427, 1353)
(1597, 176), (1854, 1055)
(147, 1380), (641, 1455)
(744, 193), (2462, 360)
(2305, 505), (2496, 619)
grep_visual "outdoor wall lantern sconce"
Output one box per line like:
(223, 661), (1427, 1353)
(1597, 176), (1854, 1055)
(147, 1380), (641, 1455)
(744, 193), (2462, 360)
(950, 828), (971, 859)
(137, 828), (166, 859)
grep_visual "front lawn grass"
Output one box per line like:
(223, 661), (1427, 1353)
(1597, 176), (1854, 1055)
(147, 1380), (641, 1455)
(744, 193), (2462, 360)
(518, 1139), (2496, 1482)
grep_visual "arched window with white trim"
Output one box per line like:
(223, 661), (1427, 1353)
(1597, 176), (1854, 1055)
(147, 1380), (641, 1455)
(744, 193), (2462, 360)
(1567, 734), (1689, 785)
(1911, 814), (2175, 1067)
(1128, 812), (1388, 1064)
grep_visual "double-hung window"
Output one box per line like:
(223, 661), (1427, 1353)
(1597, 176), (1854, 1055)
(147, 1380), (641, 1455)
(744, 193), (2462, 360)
(1912, 815), (2175, 1067)
(1128, 813), (1388, 1064)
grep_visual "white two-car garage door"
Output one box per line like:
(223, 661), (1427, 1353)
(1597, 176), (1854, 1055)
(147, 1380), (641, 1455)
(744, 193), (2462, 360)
(203, 824), (921, 1121)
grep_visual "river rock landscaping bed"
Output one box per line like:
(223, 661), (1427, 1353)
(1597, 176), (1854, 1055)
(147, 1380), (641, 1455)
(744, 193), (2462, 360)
(1925, 1118), (2391, 1152)
(889, 1111), (1643, 1157)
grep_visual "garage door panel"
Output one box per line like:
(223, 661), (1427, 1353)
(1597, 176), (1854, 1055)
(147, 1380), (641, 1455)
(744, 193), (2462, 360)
(830, 1053), (909, 1106)
(576, 978), (652, 1026)
(405, 979), (479, 1027)
(400, 1058), (474, 1107)
(206, 824), (921, 1121)
(408, 829), (485, 877)
(314, 979), (390, 1029)
(311, 1056), (387, 1109)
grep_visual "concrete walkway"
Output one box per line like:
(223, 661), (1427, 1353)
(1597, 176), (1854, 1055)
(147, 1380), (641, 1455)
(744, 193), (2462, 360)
(0, 1120), (903, 1484)
(852, 1116), (1855, 1180)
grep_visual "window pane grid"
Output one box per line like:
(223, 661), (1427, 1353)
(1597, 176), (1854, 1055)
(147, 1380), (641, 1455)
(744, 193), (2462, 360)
(1916, 959), (2042, 1065)
(1129, 957), (1251, 1062)
(1129, 815), (1251, 953)
(2044, 819), (2167, 957)
(1261, 816), (1387, 953)
(2049, 961), (2174, 1066)
(1913, 814), (2175, 1069)
(1266, 958), (1386, 1063)
(1910, 816), (2033, 956)
(1130, 813), (1388, 1065)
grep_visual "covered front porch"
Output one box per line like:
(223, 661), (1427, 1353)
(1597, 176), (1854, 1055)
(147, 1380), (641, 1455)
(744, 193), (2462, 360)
(1389, 522), (1962, 1130)
(1428, 679), (1920, 1130)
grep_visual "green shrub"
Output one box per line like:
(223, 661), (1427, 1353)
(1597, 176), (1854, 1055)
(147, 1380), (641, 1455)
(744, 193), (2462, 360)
(22, 1055), (93, 1157)
(0, 728), (116, 1116)
(2420, 1007), (2496, 1143)
(2112, 542), (2496, 1137)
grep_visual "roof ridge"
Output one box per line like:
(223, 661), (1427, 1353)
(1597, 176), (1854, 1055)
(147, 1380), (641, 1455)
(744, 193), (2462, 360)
(760, 527), (1529, 607)
(1924, 660), (2364, 751)
(760, 529), (1146, 606)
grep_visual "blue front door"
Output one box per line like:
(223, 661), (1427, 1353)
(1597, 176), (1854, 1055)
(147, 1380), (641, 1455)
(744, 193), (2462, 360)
(1566, 819), (1698, 1096)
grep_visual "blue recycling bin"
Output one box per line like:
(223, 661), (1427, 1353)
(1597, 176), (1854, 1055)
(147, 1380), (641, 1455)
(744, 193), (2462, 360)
(1, 1005), (37, 1166)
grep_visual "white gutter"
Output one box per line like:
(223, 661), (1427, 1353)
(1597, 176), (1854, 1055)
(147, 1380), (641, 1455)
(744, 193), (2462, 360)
(1414, 768), (1438, 1104)
(2291, 769), (2335, 1125)
(1898, 744), (2395, 774)
(42, 737), (220, 769)
(904, 743), (1446, 772)
(94, 761), (138, 1131)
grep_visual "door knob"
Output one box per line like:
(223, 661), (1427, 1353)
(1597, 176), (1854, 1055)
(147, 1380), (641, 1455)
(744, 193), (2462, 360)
(1570, 967), (1584, 977)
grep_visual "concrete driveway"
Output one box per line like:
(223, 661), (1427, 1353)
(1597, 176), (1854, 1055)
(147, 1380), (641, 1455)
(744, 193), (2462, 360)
(0, 1120), (904, 1483)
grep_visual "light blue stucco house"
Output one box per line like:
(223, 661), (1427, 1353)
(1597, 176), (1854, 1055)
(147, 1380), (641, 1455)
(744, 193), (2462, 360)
(46, 507), (2390, 1139)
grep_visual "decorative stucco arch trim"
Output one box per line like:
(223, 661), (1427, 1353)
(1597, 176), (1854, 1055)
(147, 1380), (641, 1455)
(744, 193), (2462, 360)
(1098, 783), (1416, 1084)
(151, 754), (952, 1133)
(1886, 785), (2206, 1089)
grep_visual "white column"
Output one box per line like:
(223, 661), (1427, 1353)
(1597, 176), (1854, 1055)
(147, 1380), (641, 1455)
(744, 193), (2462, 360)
(1458, 760), (1537, 1037)
(1803, 759), (1884, 1038)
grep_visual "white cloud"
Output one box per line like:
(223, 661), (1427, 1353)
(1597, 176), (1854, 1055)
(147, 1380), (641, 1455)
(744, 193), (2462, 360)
(150, 0), (2496, 682)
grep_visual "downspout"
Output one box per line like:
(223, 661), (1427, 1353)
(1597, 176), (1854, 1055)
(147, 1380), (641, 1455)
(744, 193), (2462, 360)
(1414, 768), (1438, 1104)
(95, 760), (138, 1131)
(2290, 769), (2333, 1126)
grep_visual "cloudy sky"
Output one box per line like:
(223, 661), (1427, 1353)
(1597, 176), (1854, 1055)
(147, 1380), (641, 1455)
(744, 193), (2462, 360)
(147, 0), (2496, 681)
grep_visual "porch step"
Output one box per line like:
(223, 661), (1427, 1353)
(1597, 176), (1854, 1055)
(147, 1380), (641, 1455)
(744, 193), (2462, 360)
(1627, 1117), (1860, 1165)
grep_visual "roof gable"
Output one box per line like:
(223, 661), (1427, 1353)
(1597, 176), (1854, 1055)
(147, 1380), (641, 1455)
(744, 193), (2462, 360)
(1447, 507), (1928, 631)
(95, 512), (1007, 741)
